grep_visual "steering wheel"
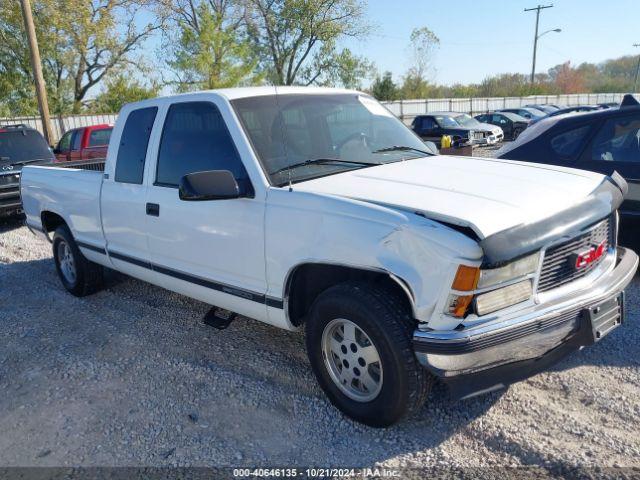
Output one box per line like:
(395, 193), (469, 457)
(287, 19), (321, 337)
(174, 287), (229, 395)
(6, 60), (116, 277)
(336, 132), (373, 151)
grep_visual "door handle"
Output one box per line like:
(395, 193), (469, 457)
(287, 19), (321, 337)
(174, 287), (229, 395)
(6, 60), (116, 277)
(146, 203), (160, 217)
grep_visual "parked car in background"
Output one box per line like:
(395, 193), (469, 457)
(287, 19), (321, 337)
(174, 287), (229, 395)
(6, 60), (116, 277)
(525, 104), (559, 114)
(529, 105), (604, 125)
(497, 94), (640, 220)
(475, 112), (530, 141)
(412, 112), (502, 145)
(497, 107), (547, 121)
(20, 87), (639, 426)
(0, 124), (54, 218)
(453, 113), (504, 145)
(54, 124), (112, 163)
(599, 102), (620, 109)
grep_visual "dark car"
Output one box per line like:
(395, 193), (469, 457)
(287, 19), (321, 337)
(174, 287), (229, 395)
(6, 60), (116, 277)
(497, 94), (640, 221)
(412, 112), (492, 145)
(497, 107), (547, 121)
(525, 104), (559, 114)
(475, 112), (530, 140)
(0, 124), (54, 218)
(529, 105), (604, 125)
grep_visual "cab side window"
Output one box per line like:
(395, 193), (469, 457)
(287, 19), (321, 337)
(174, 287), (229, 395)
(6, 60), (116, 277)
(115, 107), (158, 184)
(421, 117), (437, 130)
(156, 101), (248, 187)
(590, 115), (640, 163)
(551, 125), (590, 157)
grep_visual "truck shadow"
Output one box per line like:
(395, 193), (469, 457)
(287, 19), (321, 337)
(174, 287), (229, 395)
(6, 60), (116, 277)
(0, 256), (638, 467)
(0, 215), (25, 234)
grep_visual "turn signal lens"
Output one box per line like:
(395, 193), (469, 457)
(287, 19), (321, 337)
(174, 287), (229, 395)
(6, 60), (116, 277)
(446, 294), (475, 318)
(452, 265), (480, 291)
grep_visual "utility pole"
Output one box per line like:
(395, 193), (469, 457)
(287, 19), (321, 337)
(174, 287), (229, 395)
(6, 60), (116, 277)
(525, 4), (554, 84)
(634, 44), (640, 93)
(19, 0), (55, 145)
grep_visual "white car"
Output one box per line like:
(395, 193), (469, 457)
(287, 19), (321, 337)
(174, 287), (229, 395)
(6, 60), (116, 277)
(20, 87), (638, 427)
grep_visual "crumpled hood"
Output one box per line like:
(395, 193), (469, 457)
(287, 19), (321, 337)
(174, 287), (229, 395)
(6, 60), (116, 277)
(294, 155), (605, 238)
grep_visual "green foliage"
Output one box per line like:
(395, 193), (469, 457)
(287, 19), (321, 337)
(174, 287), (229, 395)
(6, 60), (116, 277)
(165, 1), (261, 91)
(371, 72), (399, 101)
(245, 0), (370, 86)
(0, 0), (161, 115)
(90, 75), (160, 113)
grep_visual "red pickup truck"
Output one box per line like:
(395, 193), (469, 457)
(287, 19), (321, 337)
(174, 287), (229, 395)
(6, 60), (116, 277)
(53, 124), (112, 163)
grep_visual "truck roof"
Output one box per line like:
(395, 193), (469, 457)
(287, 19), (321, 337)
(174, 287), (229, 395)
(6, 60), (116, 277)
(121, 86), (364, 111)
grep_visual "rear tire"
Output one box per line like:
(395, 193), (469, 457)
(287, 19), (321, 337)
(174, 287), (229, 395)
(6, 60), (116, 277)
(52, 226), (103, 296)
(512, 127), (524, 140)
(305, 282), (432, 427)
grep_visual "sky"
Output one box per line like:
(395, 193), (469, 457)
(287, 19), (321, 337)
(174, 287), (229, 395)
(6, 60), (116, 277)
(342, 0), (640, 86)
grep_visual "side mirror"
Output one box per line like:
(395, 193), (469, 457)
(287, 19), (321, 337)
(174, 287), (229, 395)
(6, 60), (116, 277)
(179, 170), (241, 201)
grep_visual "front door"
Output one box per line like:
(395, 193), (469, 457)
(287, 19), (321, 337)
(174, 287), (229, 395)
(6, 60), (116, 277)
(144, 100), (267, 320)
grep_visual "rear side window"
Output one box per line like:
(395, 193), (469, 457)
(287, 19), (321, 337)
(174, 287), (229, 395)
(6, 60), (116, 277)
(115, 107), (157, 184)
(89, 128), (112, 147)
(156, 101), (247, 187)
(551, 125), (590, 157)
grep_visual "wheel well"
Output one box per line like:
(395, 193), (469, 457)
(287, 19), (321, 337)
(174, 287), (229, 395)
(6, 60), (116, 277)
(285, 263), (414, 327)
(41, 211), (67, 237)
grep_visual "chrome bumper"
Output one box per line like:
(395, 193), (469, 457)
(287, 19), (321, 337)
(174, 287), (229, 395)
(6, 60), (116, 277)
(413, 247), (638, 380)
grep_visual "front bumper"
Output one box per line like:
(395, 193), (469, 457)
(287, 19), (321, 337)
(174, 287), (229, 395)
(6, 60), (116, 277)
(413, 247), (638, 399)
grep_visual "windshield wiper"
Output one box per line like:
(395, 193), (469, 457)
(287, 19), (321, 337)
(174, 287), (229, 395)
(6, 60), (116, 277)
(270, 158), (380, 176)
(373, 145), (433, 156)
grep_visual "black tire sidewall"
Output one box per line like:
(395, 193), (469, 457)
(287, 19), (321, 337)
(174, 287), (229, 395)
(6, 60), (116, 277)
(305, 286), (414, 427)
(512, 127), (523, 140)
(52, 226), (84, 295)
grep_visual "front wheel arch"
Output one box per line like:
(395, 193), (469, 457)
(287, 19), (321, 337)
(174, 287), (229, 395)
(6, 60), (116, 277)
(284, 263), (416, 327)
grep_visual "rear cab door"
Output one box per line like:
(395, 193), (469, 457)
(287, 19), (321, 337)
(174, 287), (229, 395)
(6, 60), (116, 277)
(101, 103), (159, 280)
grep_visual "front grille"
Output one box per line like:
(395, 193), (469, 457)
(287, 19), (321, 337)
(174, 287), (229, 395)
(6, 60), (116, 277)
(0, 174), (21, 210)
(473, 132), (485, 140)
(537, 216), (614, 293)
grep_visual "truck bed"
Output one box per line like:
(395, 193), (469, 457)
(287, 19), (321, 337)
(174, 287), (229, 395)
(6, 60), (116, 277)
(21, 164), (105, 249)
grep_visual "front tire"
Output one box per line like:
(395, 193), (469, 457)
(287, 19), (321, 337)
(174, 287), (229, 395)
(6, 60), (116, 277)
(305, 282), (432, 427)
(52, 226), (103, 296)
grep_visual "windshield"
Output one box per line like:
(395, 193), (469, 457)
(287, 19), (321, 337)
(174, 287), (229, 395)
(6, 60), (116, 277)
(0, 129), (53, 164)
(232, 93), (432, 186)
(455, 114), (481, 128)
(524, 108), (546, 118)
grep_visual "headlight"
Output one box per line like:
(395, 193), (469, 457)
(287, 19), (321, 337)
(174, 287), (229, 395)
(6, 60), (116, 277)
(468, 130), (475, 139)
(445, 253), (540, 318)
(475, 280), (533, 316)
(477, 253), (539, 289)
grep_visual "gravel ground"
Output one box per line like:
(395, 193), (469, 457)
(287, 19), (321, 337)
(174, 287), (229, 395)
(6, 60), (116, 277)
(1, 162), (640, 471)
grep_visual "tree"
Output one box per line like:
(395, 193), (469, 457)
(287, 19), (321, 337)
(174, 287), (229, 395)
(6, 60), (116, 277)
(549, 61), (584, 94)
(370, 71), (398, 101)
(161, 0), (261, 90)
(244, 0), (371, 86)
(0, 0), (163, 114)
(90, 75), (160, 113)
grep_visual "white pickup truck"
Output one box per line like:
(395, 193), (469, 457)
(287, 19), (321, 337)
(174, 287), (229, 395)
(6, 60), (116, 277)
(21, 87), (638, 427)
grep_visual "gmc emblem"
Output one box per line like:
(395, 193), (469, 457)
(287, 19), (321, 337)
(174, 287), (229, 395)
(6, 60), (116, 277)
(573, 241), (606, 269)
